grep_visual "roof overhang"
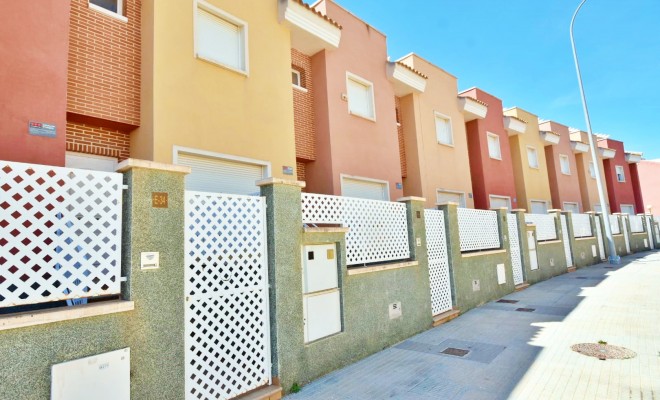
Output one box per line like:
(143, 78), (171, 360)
(503, 116), (527, 136)
(625, 151), (643, 163)
(570, 141), (589, 153)
(599, 147), (616, 159)
(540, 131), (561, 145)
(387, 62), (427, 96)
(279, 0), (341, 56)
(459, 97), (488, 121)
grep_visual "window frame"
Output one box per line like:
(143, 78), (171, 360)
(436, 189), (466, 207)
(434, 111), (454, 147)
(88, 0), (127, 22)
(194, 0), (249, 76)
(588, 161), (596, 179)
(620, 204), (635, 215)
(345, 72), (376, 121)
(615, 165), (626, 182)
(530, 199), (549, 214)
(563, 201), (580, 213)
(527, 145), (539, 169)
(487, 132), (502, 160)
(559, 154), (571, 175)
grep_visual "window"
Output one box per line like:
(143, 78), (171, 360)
(527, 146), (539, 169)
(89, 0), (126, 20)
(563, 202), (580, 213)
(589, 161), (596, 178)
(292, 69), (302, 87)
(346, 73), (375, 120)
(487, 133), (501, 160)
(531, 200), (548, 214)
(620, 204), (635, 215)
(616, 165), (625, 182)
(435, 113), (453, 146)
(341, 175), (388, 200)
(559, 154), (571, 175)
(195, 2), (248, 73)
(489, 195), (511, 210)
(436, 190), (466, 207)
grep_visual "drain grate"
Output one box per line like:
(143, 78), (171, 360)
(441, 347), (469, 357)
(497, 299), (519, 304)
(515, 307), (535, 312)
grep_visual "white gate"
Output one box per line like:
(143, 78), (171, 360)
(595, 215), (606, 260)
(645, 216), (655, 250)
(184, 192), (271, 400)
(508, 216), (524, 285)
(424, 210), (452, 316)
(622, 215), (631, 254)
(560, 215), (573, 268)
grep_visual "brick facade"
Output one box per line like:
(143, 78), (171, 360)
(395, 96), (407, 178)
(296, 161), (307, 187)
(67, 0), (141, 128)
(291, 49), (316, 162)
(66, 122), (131, 160)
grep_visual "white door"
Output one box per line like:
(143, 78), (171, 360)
(341, 176), (389, 200)
(531, 200), (549, 214)
(177, 152), (266, 195)
(437, 190), (465, 207)
(527, 231), (538, 270)
(490, 195), (511, 210)
(65, 152), (118, 172)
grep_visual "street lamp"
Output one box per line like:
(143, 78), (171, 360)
(569, 0), (619, 264)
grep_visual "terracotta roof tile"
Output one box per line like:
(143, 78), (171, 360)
(292, 0), (342, 30)
(459, 94), (489, 107)
(507, 115), (527, 124)
(394, 61), (428, 79)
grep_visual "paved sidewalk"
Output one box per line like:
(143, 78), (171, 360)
(287, 251), (660, 400)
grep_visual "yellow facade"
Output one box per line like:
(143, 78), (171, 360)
(133, 0), (297, 178)
(398, 54), (474, 208)
(570, 130), (609, 211)
(504, 107), (552, 211)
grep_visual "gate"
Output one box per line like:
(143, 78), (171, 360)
(508, 216), (524, 285)
(184, 192), (271, 400)
(595, 215), (606, 260)
(560, 215), (573, 268)
(645, 216), (655, 250)
(622, 215), (631, 254)
(424, 209), (453, 316)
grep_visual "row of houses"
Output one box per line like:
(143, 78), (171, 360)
(2, 0), (659, 215)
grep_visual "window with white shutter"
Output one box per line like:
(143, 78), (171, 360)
(620, 204), (635, 215)
(435, 113), (453, 146)
(346, 73), (375, 120)
(436, 190), (465, 207)
(527, 146), (539, 169)
(563, 202), (580, 213)
(195, 2), (247, 73)
(560, 154), (571, 175)
(531, 200), (549, 214)
(589, 161), (596, 178)
(616, 165), (625, 182)
(487, 132), (501, 160)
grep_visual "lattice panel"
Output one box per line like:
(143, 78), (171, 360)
(571, 214), (593, 238)
(0, 161), (122, 307)
(301, 193), (410, 265)
(456, 208), (500, 252)
(595, 215), (606, 260)
(629, 215), (644, 233)
(424, 210), (452, 315)
(524, 214), (557, 241)
(184, 191), (270, 400)
(507, 216), (524, 285)
(560, 215), (573, 268)
(609, 215), (621, 234)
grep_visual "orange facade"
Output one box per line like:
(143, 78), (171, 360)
(538, 121), (582, 211)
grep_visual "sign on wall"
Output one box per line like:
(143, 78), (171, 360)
(28, 121), (57, 138)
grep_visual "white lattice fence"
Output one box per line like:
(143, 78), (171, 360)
(571, 214), (593, 238)
(456, 208), (500, 252)
(0, 161), (123, 307)
(629, 215), (644, 233)
(184, 192), (270, 400)
(301, 193), (410, 265)
(525, 214), (557, 241)
(424, 209), (452, 315)
(609, 215), (621, 234)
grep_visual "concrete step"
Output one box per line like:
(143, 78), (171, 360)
(235, 384), (282, 400)
(567, 266), (577, 273)
(432, 309), (460, 327)
(514, 283), (530, 292)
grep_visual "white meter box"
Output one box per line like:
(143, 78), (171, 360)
(302, 244), (342, 343)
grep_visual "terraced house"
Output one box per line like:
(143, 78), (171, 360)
(597, 137), (644, 214)
(569, 129), (610, 212)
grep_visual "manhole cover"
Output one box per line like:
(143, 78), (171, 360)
(497, 299), (519, 304)
(516, 307), (535, 312)
(570, 343), (636, 360)
(441, 347), (469, 357)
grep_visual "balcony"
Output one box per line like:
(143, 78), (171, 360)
(540, 131), (561, 145)
(625, 151), (643, 163)
(387, 61), (427, 96)
(599, 147), (616, 159)
(279, 0), (342, 56)
(570, 140), (589, 153)
(503, 115), (527, 136)
(459, 97), (488, 122)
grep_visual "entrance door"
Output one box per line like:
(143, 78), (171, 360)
(424, 209), (453, 316)
(184, 192), (271, 400)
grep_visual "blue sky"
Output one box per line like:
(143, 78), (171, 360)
(336, 0), (660, 159)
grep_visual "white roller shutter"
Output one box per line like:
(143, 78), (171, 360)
(65, 152), (117, 172)
(531, 200), (549, 214)
(177, 153), (265, 195)
(196, 7), (243, 71)
(436, 190), (465, 207)
(341, 177), (388, 201)
(490, 195), (511, 210)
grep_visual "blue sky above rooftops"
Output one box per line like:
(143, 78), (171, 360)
(335, 0), (660, 159)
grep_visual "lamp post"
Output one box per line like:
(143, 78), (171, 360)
(570, 0), (619, 264)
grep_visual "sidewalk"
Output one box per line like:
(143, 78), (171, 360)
(286, 251), (660, 400)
